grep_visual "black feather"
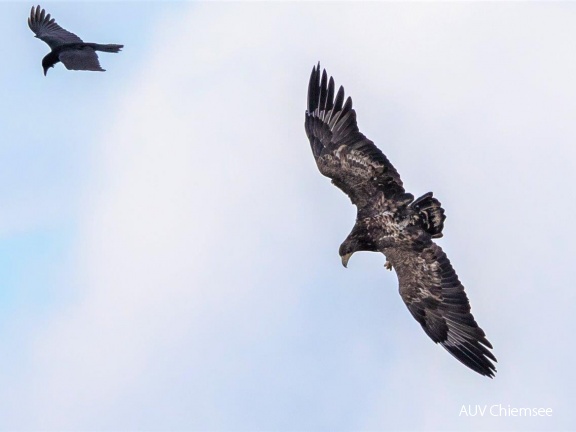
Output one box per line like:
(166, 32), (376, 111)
(28, 6), (124, 75)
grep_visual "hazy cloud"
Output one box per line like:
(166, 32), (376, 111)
(2, 2), (575, 430)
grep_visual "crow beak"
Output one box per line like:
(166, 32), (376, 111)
(341, 253), (352, 268)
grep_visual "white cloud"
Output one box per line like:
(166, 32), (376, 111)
(6, 2), (575, 430)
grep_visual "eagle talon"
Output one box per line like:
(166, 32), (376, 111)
(385, 261), (393, 271)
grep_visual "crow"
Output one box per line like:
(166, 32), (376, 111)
(28, 5), (123, 76)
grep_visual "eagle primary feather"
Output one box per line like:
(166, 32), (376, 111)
(304, 63), (496, 378)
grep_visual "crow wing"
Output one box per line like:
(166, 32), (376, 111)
(392, 242), (497, 377)
(305, 63), (407, 209)
(28, 5), (83, 49)
(59, 48), (104, 72)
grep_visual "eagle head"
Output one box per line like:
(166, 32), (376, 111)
(339, 223), (379, 268)
(339, 237), (357, 268)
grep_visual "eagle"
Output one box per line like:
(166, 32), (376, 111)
(304, 63), (497, 378)
(28, 5), (123, 75)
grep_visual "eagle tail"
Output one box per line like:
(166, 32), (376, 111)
(411, 192), (446, 238)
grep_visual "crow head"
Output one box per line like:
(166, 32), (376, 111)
(41, 56), (55, 76)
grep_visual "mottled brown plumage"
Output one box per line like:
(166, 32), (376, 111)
(305, 63), (496, 377)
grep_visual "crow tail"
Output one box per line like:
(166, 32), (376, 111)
(93, 44), (123, 53)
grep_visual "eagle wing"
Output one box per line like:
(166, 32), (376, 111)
(59, 48), (105, 72)
(305, 64), (408, 209)
(392, 242), (497, 377)
(28, 5), (83, 49)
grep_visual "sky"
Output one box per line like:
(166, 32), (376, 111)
(1, 1), (575, 430)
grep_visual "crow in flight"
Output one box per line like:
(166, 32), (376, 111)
(28, 5), (123, 75)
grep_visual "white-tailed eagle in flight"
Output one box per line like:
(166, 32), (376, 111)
(305, 63), (497, 377)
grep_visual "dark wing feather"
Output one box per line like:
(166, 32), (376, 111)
(305, 63), (406, 208)
(59, 48), (104, 71)
(392, 242), (497, 377)
(28, 5), (83, 49)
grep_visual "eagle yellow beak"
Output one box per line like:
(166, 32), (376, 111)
(341, 253), (352, 268)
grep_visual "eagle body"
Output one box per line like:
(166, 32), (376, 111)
(305, 64), (497, 378)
